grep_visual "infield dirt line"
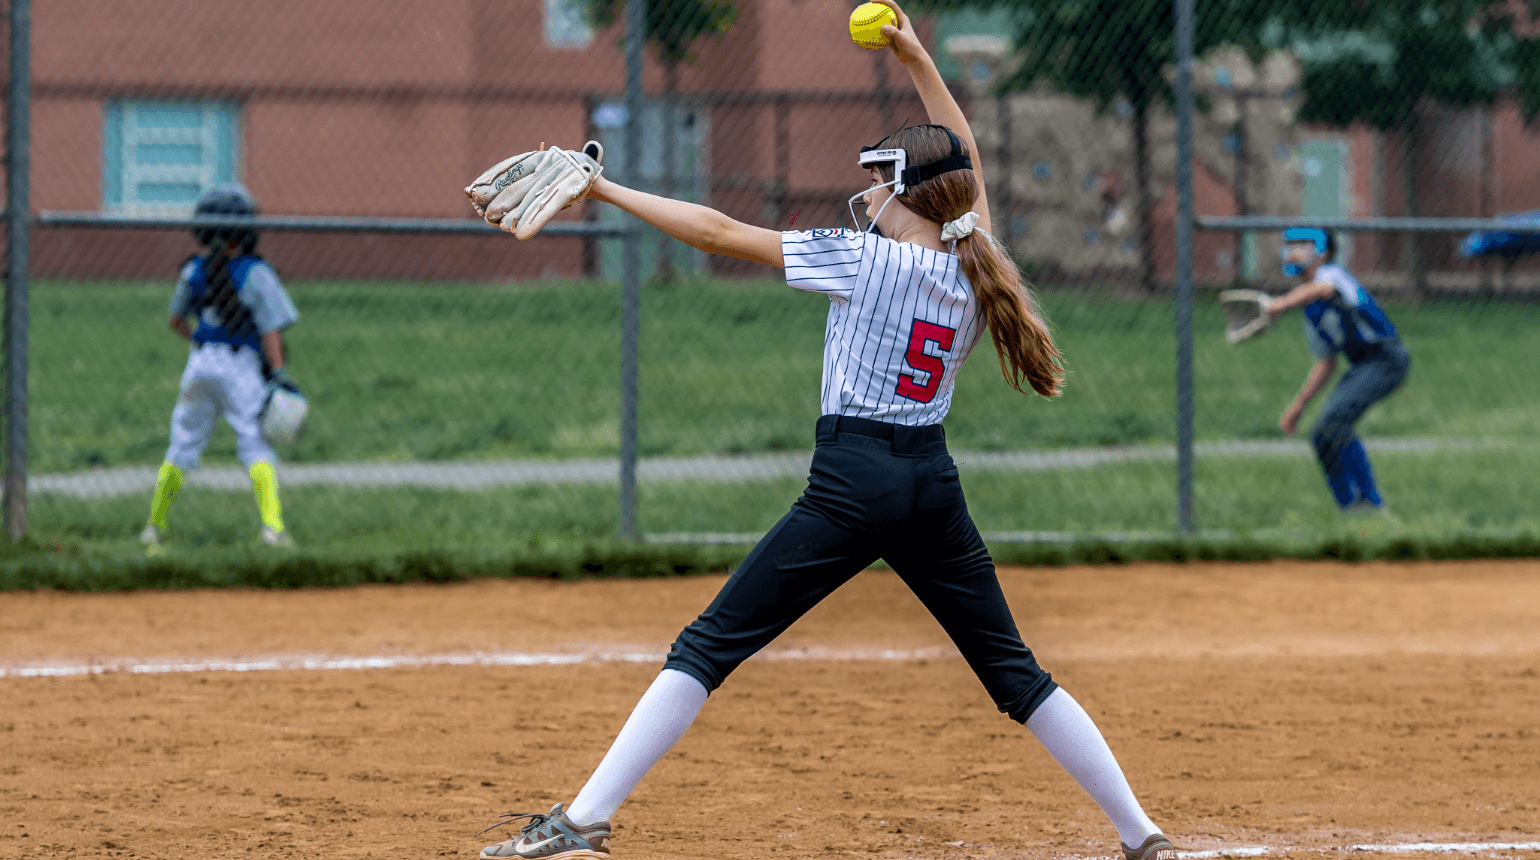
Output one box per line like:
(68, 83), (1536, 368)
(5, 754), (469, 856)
(1165, 844), (1540, 859)
(0, 645), (965, 678)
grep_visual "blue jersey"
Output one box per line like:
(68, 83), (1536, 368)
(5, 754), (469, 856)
(170, 255), (299, 351)
(1301, 264), (1398, 364)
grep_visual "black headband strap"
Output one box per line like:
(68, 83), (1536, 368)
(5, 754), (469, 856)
(864, 125), (973, 190)
(902, 154), (973, 186)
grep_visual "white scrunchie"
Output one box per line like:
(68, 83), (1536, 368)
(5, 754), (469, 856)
(941, 211), (980, 242)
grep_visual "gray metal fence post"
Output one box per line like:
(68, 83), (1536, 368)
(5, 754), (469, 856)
(618, 0), (644, 539)
(5, 0), (31, 541)
(1173, 0), (1196, 535)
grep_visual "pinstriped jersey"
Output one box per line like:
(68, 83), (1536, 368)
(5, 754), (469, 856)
(782, 229), (984, 425)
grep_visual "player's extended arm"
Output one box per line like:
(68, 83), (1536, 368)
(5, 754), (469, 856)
(1281, 356), (1337, 435)
(261, 330), (286, 370)
(874, 0), (991, 232)
(169, 316), (193, 340)
(586, 177), (784, 268)
(1268, 280), (1336, 317)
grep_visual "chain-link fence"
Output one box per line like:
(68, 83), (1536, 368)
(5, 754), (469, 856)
(4, 0), (1538, 564)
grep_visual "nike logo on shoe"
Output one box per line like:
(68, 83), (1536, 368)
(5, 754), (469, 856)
(518, 835), (569, 854)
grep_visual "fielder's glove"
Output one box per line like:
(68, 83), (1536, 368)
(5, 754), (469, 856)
(465, 142), (603, 240)
(260, 368), (308, 447)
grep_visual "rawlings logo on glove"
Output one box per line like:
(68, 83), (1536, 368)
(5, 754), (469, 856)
(465, 142), (604, 240)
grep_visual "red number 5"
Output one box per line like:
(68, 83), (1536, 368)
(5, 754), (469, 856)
(896, 319), (957, 403)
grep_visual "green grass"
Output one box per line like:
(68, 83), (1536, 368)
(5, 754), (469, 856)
(25, 446), (1540, 555)
(34, 278), (1540, 472)
(21, 276), (1538, 585)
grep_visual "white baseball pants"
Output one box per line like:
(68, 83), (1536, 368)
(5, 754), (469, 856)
(164, 343), (276, 470)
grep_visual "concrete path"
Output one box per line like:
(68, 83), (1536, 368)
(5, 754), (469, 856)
(28, 437), (1519, 500)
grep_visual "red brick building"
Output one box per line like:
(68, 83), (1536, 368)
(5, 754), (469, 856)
(21, 1), (1540, 286)
(25, 0), (948, 280)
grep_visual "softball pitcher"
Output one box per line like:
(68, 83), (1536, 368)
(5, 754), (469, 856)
(140, 183), (301, 550)
(1267, 228), (1409, 512)
(468, 4), (1176, 859)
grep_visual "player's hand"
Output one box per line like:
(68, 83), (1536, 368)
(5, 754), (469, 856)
(268, 366), (301, 394)
(871, 0), (927, 68)
(1280, 403), (1302, 436)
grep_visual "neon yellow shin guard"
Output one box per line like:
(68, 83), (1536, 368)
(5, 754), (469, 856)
(249, 461), (286, 533)
(149, 461), (184, 529)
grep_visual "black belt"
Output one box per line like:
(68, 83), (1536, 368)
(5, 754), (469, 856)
(194, 341), (247, 352)
(816, 414), (946, 452)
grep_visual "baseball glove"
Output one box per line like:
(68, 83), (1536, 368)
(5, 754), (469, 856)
(466, 142), (604, 240)
(1218, 289), (1275, 344)
(260, 367), (309, 446)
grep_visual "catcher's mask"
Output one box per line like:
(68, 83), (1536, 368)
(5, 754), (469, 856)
(848, 124), (974, 233)
(1280, 227), (1332, 277)
(193, 183), (260, 253)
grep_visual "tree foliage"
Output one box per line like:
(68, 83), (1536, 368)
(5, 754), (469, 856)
(918, 0), (1254, 289)
(1252, 0), (1519, 130)
(920, 0), (1256, 114)
(584, 0), (738, 66)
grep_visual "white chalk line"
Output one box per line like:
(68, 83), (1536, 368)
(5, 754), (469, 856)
(1069, 843), (1540, 860)
(0, 645), (961, 679)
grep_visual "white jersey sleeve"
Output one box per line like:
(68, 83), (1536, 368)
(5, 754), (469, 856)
(782, 229), (865, 298)
(1317, 264), (1361, 306)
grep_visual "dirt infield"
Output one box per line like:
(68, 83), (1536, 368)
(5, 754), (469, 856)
(3, 560), (1539, 860)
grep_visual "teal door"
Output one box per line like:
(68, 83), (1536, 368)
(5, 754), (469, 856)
(1299, 138), (1349, 266)
(1300, 139), (1347, 219)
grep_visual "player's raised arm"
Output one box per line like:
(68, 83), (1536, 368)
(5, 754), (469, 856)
(586, 177), (785, 268)
(872, 0), (990, 232)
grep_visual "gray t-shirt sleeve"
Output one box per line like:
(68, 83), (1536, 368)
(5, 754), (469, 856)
(241, 262), (300, 333)
(168, 260), (199, 318)
(1303, 314), (1336, 359)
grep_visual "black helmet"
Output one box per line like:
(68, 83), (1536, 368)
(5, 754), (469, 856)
(192, 183), (259, 252)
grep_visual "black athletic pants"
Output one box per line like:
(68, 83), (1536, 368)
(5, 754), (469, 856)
(664, 414), (1059, 724)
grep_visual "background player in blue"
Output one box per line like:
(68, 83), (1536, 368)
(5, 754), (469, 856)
(1266, 228), (1410, 513)
(140, 184), (302, 550)
(470, 4), (1177, 860)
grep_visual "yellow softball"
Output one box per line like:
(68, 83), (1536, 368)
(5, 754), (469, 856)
(849, 2), (897, 50)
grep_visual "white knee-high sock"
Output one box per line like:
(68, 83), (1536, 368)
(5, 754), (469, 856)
(1026, 688), (1162, 847)
(565, 668), (709, 826)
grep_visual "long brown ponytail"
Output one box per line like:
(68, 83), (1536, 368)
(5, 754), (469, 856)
(872, 126), (1063, 397)
(955, 231), (1062, 397)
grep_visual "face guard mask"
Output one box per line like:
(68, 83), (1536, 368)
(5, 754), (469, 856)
(849, 147), (906, 234)
(1280, 227), (1329, 277)
(848, 126), (974, 235)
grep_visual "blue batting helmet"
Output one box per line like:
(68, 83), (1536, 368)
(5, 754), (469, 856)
(1280, 227), (1335, 276)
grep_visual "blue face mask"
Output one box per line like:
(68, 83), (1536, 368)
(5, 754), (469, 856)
(1280, 228), (1329, 277)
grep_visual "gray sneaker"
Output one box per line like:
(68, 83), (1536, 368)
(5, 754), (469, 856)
(478, 803), (611, 860)
(1122, 834), (1178, 860)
